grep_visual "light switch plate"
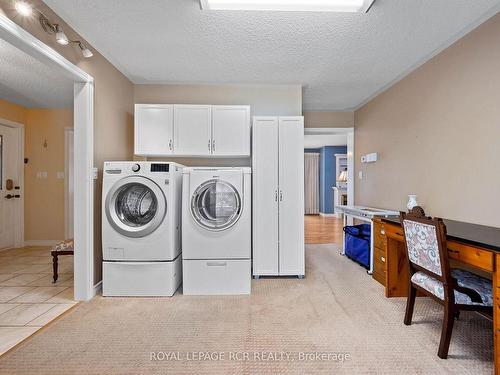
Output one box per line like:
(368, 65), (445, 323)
(93, 167), (98, 180)
(358, 171), (363, 179)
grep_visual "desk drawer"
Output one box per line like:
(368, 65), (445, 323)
(448, 241), (494, 272)
(385, 223), (404, 241)
(373, 221), (387, 249)
(374, 246), (387, 272)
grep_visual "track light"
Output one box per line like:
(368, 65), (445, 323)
(15, 1), (33, 16)
(55, 25), (69, 45)
(13, 1), (93, 58)
(78, 43), (93, 58)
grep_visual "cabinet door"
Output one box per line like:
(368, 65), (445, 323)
(211, 106), (250, 156)
(278, 117), (305, 276)
(252, 117), (279, 276)
(174, 105), (212, 156)
(134, 104), (173, 156)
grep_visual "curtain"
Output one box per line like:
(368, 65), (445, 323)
(304, 153), (320, 214)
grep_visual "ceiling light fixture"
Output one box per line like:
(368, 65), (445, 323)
(14, 1), (32, 17)
(199, 0), (376, 13)
(14, 1), (93, 58)
(78, 43), (93, 58)
(55, 25), (69, 45)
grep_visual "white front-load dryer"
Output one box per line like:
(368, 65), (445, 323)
(182, 167), (251, 295)
(102, 161), (183, 296)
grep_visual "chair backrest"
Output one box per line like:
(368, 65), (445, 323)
(400, 207), (451, 284)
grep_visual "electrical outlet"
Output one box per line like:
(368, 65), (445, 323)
(358, 171), (363, 179)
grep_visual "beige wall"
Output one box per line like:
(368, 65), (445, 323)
(354, 13), (500, 227)
(134, 83), (302, 167)
(0, 2), (135, 283)
(25, 108), (73, 241)
(0, 99), (72, 241)
(304, 111), (354, 128)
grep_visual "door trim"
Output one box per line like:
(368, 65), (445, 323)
(0, 13), (95, 301)
(64, 128), (74, 240)
(0, 118), (24, 249)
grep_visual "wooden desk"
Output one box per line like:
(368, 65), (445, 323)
(372, 217), (500, 374)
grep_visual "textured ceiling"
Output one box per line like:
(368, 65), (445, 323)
(0, 39), (73, 108)
(44, 0), (500, 110)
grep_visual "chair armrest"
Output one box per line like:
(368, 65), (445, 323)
(451, 277), (483, 303)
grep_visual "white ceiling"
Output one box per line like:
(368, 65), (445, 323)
(304, 134), (347, 148)
(0, 38), (73, 108)
(44, 0), (500, 110)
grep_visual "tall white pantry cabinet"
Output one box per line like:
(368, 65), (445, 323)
(252, 116), (305, 278)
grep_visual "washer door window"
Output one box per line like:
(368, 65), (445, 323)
(191, 179), (242, 231)
(106, 176), (166, 238)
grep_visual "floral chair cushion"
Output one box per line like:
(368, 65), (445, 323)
(403, 220), (442, 276)
(52, 239), (74, 252)
(411, 269), (493, 306)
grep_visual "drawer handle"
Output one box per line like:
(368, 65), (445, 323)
(449, 249), (460, 254)
(381, 256), (386, 263)
(206, 261), (227, 267)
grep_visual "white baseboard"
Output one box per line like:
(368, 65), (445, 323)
(93, 281), (102, 297)
(24, 240), (62, 247)
(319, 212), (337, 217)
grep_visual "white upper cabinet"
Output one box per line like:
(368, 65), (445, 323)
(211, 106), (250, 156)
(134, 104), (251, 157)
(134, 104), (173, 156)
(174, 105), (212, 156)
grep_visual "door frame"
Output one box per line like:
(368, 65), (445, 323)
(64, 127), (74, 240)
(0, 118), (24, 249)
(0, 13), (95, 300)
(304, 127), (355, 207)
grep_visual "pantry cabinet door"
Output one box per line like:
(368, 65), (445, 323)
(174, 105), (212, 156)
(134, 104), (173, 156)
(252, 117), (279, 276)
(211, 106), (250, 156)
(278, 116), (305, 276)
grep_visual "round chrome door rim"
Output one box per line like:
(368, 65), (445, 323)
(105, 176), (167, 238)
(190, 179), (242, 232)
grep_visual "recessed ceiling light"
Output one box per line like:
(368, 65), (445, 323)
(15, 1), (33, 16)
(199, 0), (376, 13)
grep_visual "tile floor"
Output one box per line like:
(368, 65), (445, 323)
(0, 246), (76, 355)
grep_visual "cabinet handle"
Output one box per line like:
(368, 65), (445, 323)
(279, 191), (283, 201)
(208, 140), (211, 152)
(380, 229), (385, 235)
(275, 190), (278, 201)
(168, 139), (173, 151)
(212, 139), (216, 152)
(381, 256), (386, 263)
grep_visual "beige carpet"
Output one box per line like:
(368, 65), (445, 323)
(0, 244), (492, 374)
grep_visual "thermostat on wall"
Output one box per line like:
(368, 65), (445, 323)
(361, 153), (378, 163)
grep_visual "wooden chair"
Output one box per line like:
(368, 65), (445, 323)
(400, 207), (493, 359)
(51, 239), (74, 283)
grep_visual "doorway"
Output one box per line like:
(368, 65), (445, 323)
(304, 127), (354, 244)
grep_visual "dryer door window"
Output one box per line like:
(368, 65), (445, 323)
(191, 179), (241, 231)
(106, 176), (167, 238)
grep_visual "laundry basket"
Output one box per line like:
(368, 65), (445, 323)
(343, 224), (371, 269)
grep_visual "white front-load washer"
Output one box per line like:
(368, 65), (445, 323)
(182, 167), (251, 295)
(102, 161), (183, 296)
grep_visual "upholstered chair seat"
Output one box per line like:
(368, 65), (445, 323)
(411, 269), (493, 307)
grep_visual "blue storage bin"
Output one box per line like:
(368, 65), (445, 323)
(344, 224), (371, 269)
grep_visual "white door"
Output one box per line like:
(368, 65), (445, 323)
(0, 125), (21, 249)
(252, 117), (279, 275)
(211, 106), (250, 156)
(278, 117), (305, 276)
(134, 104), (174, 156)
(174, 105), (212, 156)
